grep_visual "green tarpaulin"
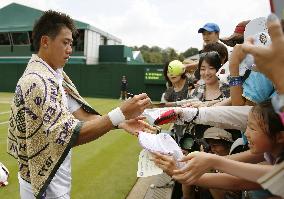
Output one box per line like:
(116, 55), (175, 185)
(0, 3), (89, 32)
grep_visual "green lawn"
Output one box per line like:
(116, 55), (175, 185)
(0, 92), (142, 199)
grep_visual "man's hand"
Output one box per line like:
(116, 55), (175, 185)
(242, 14), (284, 93)
(172, 152), (216, 185)
(120, 93), (151, 120)
(151, 152), (177, 176)
(118, 116), (156, 136)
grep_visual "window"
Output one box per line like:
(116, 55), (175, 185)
(0, 33), (11, 45)
(73, 29), (84, 51)
(11, 32), (30, 45)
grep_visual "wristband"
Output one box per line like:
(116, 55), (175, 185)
(108, 107), (126, 126)
(228, 76), (243, 87)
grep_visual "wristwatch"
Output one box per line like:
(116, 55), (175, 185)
(272, 94), (284, 125)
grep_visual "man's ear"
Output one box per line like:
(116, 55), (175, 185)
(40, 35), (50, 49)
(276, 131), (284, 144)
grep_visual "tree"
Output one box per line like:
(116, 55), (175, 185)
(182, 47), (199, 59)
(139, 45), (150, 51)
(161, 47), (179, 63)
(150, 46), (162, 53)
(178, 53), (185, 62)
(132, 46), (139, 51)
(131, 45), (199, 64)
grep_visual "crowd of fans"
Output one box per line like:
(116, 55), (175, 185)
(152, 14), (284, 199)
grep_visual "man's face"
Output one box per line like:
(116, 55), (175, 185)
(207, 139), (230, 156)
(202, 31), (219, 45)
(44, 27), (73, 69)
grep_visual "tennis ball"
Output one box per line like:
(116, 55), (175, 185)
(168, 60), (185, 76)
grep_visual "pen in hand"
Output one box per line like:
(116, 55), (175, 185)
(127, 92), (135, 98)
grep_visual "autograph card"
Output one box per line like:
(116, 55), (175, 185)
(137, 149), (163, 177)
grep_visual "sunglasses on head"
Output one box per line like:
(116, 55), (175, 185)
(199, 51), (220, 58)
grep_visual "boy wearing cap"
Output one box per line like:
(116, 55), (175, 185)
(203, 127), (242, 199)
(203, 127), (233, 156)
(198, 23), (220, 47)
(183, 23), (225, 79)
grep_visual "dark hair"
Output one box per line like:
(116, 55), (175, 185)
(163, 61), (186, 87)
(206, 138), (232, 150)
(203, 42), (228, 64)
(251, 100), (284, 141)
(32, 10), (78, 52)
(195, 51), (222, 80)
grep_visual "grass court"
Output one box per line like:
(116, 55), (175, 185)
(0, 92), (142, 199)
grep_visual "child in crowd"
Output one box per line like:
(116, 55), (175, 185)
(152, 13), (284, 199)
(169, 100), (284, 198)
(203, 127), (233, 156)
(203, 127), (241, 199)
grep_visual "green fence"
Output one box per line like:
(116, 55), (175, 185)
(0, 61), (166, 101)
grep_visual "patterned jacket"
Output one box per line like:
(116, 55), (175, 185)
(7, 54), (99, 198)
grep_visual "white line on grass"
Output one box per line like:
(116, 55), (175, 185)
(0, 111), (10, 115)
(0, 121), (8, 125)
(0, 101), (11, 104)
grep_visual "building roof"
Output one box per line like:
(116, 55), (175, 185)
(0, 3), (121, 42)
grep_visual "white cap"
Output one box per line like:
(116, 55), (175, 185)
(244, 17), (268, 40)
(203, 127), (233, 142)
(138, 131), (183, 158)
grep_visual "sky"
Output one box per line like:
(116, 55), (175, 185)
(0, 0), (271, 52)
